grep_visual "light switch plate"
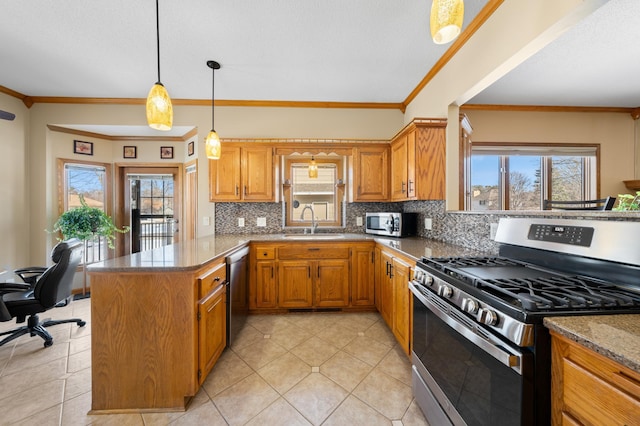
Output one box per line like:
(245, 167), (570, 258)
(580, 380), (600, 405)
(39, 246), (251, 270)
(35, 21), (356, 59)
(257, 217), (267, 227)
(238, 218), (245, 227)
(424, 218), (432, 230)
(356, 216), (363, 226)
(203, 216), (210, 226)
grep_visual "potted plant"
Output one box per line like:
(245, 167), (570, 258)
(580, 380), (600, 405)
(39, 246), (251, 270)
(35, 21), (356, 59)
(612, 191), (640, 211)
(50, 195), (129, 295)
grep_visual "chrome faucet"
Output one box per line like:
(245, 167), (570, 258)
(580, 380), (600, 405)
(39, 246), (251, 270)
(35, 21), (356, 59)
(300, 204), (318, 234)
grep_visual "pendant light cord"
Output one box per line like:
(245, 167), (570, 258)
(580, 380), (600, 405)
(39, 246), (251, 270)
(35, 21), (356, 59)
(155, 0), (161, 84)
(211, 67), (216, 131)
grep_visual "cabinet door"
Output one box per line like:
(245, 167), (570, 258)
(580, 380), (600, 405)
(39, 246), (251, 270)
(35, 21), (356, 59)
(379, 250), (394, 328)
(354, 146), (389, 201)
(406, 131), (416, 199)
(254, 260), (277, 308)
(198, 284), (226, 385)
(316, 259), (350, 307)
(279, 260), (313, 308)
(242, 146), (274, 201)
(390, 135), (409, 201)
(414, 126), (446, 200)
(392, 257), (411, 355)
(209, 146), (242, 201)
(351, 244), (375, 306)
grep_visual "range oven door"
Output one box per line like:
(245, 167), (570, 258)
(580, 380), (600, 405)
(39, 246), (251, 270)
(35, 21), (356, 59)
(410, 282), (534, 426)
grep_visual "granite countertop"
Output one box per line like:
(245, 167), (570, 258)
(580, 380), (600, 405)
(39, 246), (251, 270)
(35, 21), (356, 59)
(544, 315), (640, 373)
(87, 233), (489, 273)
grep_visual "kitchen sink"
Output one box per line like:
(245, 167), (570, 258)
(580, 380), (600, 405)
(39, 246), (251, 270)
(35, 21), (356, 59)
(282, 234), (345, 240)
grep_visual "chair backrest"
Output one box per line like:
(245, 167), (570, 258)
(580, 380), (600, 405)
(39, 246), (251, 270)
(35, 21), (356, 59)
(543, 196), (616, 211)
(33, 239), (84, 308)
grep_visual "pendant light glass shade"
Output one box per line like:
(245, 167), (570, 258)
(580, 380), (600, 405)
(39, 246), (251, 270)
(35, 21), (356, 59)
(430, 0), (464, 45)
(205, 130), (221, 159)
(205, 60), (222, 160)
(147, 0), (172, 131)
(308, 156), (318, 178)
(146, 82), (173, 131)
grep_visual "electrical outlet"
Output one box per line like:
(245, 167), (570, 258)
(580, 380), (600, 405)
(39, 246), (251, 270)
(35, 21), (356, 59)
(238, 218), (245, 227)
(356, 216), (363, 226)
(424, 218), (432, 230)
(490, 223), (498, 240)
(257, 217), (267, 227)
(203, 216), (210, 226)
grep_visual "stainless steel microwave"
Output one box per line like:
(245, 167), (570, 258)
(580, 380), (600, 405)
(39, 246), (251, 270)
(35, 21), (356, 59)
(365, 212), (418, 237)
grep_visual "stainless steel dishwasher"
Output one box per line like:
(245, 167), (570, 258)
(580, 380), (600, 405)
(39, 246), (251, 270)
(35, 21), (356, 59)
(226, 246), (249, 347)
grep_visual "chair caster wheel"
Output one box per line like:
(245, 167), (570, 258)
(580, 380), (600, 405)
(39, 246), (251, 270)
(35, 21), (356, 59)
(78, 321), (86, 327)
(44, 340), (53, 347)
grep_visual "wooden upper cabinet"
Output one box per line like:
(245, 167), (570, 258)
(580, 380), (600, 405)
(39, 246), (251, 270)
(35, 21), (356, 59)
(353, 145), (389, 201)
(209, 144), (274, 202)
(390, 118), (447, 201)
(210, 146), (242, 201)
(391, 135), (409, 201)
(242, 146), (274, 201)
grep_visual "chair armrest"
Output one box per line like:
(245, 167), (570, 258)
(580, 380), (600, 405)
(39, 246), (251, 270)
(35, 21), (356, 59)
(0, 282), (31, 293)
(13, 267), (47, 285)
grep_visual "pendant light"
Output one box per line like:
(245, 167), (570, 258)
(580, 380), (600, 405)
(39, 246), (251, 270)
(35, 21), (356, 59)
(308, 156), (318, 178)
(430, 0), (464, 45)
(146, 0), (173, 131)
(205, 60), (222, 160)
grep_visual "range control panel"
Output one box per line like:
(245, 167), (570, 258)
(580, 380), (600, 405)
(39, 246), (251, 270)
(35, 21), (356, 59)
(528, 224), (594, 247)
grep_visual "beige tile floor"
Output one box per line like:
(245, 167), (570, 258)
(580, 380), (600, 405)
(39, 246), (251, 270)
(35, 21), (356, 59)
(0, 297), (429, 425)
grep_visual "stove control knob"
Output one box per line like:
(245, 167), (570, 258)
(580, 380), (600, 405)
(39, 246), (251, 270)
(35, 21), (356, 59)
(437, 285), (453, 298)
(477, 308), (498, 326)
(423, 274), (433, 286)
(461, 298), (479, 314)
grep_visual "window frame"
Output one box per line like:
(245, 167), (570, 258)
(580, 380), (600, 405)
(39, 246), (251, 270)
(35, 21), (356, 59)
(463, 142), (601, 211)
(283, 156), (345, 228)
(57, 158), (114, 261)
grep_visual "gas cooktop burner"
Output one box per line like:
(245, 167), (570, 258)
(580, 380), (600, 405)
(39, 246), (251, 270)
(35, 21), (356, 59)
(479, 276), (640, 312)
(421, 256), (640, 314)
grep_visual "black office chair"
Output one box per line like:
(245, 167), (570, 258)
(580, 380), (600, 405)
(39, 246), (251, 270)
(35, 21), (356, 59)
(0, 239), (86, 347)
(543, 196), (616, 211)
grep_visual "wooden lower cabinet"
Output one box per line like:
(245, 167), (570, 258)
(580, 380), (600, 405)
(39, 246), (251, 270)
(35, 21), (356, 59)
(316, 259), (350, 307)
(279, 260), (314, 307)
(249, 242), (375, 310)
(89, 255), (231, 413)
(351, 243), (376, 307)
(198, 282), (226, 385)
(377, 246), (414, 355)
(551, 331), (640, 425)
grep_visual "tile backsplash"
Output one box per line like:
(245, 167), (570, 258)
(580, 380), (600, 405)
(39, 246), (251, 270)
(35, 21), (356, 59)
(215, 201), (640, 254)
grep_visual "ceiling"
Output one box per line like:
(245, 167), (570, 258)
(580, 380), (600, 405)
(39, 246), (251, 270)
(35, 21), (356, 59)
(1, 0), (638, 137)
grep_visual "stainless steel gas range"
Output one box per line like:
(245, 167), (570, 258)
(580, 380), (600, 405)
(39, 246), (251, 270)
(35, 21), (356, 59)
(409, 218), (640, 426)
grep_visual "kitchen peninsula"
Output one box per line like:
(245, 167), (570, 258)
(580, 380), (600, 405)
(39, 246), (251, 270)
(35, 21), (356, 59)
(87, 233), (482, 413)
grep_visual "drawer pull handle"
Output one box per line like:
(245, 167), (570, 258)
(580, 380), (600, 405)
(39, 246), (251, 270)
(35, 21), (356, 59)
(307, 248), (320, 251)
(214, 276), (221, 282)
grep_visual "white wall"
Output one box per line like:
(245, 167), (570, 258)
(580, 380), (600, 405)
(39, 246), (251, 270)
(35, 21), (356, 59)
(24, 102), (403, 265)
(0, 94), (29, 272)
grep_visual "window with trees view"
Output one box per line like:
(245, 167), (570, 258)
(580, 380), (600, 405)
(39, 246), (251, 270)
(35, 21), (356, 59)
(468, 144), (598, 211)
(58, 159), (113, 262)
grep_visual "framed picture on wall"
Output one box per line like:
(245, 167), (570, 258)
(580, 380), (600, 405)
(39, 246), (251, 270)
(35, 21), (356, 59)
(123, 146), (137, 159)
(188, 141), (194, 156)
(160, 146), (174, 159)
(73, 140), (93, 156)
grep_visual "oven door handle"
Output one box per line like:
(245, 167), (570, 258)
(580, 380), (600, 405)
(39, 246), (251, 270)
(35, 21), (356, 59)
(410, 282), (525, 375)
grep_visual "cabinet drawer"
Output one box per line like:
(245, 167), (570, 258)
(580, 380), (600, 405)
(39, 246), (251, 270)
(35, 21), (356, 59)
(198, 261), (226, 299)
(254, 246), (276, 260)
(278, 245), (349, 260)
